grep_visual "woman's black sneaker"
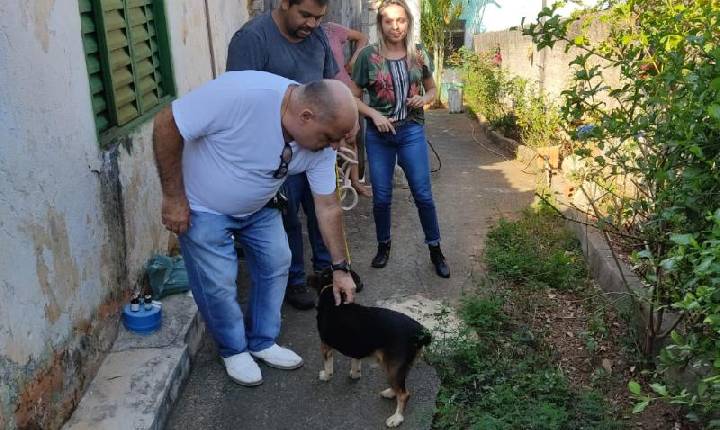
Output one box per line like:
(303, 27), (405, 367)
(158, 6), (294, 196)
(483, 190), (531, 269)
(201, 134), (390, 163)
(371, 241), (391, 268)
(429, 244), (450, 278)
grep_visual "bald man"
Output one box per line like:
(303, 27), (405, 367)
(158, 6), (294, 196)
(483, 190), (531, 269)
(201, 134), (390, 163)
(153, 71), (357, 386)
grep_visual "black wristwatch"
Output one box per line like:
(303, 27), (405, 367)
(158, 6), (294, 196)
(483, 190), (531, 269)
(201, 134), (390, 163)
(331, 260), (351, 273)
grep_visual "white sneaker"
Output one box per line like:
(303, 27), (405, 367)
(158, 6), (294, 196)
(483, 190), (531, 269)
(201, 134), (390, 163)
(222, 352), (262, 386)
(250, 344), (304, 370)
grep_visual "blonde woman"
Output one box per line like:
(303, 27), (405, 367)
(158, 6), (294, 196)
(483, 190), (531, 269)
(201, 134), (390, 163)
(351, 0), (449, 278)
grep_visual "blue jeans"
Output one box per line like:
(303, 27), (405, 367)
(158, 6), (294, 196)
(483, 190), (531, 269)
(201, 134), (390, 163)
(179, 208), (291, 357)
(282, 173), (332, 287)
(366, 121), (441, 245)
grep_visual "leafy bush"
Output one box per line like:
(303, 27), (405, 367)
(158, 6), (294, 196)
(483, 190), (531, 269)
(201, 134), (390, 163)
(450, 49), (565, 148)
(524, 0), (720, 420)
(449, 49), (509, 129)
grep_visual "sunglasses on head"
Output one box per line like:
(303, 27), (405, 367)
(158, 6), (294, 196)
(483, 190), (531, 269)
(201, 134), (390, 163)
(273, 142), (293, 179)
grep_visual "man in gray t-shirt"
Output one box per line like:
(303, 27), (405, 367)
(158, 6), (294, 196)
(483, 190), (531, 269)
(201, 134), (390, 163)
(227, 0), (341, 311)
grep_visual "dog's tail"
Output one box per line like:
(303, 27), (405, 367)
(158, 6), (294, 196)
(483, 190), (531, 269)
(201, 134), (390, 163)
(414, 327), (432, 348)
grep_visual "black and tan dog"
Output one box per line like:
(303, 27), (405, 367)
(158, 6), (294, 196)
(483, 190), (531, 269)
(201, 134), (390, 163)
(308, 269), (432, 428)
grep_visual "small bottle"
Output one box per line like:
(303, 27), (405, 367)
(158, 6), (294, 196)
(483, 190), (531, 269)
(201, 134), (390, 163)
(130, 296), (140, 312)
(144, 294), (153, 310)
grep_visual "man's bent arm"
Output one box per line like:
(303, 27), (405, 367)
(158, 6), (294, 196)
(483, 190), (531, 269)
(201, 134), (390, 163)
(153, 105), (190, 234)
(314, 193), (356, 304)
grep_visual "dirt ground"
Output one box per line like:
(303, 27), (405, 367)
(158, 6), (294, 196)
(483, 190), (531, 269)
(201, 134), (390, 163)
(519, 285), (696, 429)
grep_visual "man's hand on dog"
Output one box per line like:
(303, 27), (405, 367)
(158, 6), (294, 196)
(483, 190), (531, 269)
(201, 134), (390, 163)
(332, 270), (356, 305)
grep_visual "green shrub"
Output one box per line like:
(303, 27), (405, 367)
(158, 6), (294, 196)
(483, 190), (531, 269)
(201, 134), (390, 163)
(458, 294), (505, 335)
(450, 49), (565, 148)
(525, 0), (720, 419)
(430, 289), (622, 429)
(449, 49), (509, 128)
(484, 204), (586, 290)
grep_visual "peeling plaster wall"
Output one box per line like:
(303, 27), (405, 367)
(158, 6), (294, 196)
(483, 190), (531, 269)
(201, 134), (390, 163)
(207, 0), (250, 77)
(0, 0), (109, 368)
(168, 1), (214, 95)
(0, 1), (247, 428)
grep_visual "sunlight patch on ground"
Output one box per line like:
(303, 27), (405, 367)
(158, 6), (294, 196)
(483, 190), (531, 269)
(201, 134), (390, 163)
(375, 295), (461, 340)
(477, 160), (537, 192)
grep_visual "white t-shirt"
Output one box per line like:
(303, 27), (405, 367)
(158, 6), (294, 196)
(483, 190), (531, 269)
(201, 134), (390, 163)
(171, 71), (337, 217)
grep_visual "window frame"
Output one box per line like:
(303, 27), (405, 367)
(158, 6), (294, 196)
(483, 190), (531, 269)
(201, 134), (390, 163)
(80, 0), (176, 147)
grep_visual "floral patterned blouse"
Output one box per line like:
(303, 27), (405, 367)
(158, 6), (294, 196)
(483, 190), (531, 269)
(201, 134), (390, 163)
(351, 44), (433, 125)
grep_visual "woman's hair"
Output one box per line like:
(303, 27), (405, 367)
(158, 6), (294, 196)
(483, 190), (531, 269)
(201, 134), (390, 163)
(376, 0), (416, 67)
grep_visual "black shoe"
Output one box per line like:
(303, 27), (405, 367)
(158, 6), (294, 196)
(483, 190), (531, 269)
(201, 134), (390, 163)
(429, 244), (450, 278)
(371, 241), (391, 268)
(285, 284), (316, 310)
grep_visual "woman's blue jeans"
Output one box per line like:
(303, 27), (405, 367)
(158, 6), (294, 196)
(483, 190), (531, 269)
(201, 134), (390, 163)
(366, 121), (441, 245)
(179, 208), (291, 358)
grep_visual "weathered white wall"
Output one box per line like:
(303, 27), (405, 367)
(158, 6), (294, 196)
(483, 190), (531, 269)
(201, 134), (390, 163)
(207, 0), (250, 76)
(0, 0), (247, 428)
(473, 16), (615, 103)
(0, 0), (110, 368)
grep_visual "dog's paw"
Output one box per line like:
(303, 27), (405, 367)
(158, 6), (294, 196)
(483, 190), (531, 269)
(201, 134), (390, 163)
(349, 369), (362, 379)
(385, 413), (404, 427)
(318, 370), (333, 381)
(380, 388), (396, 399)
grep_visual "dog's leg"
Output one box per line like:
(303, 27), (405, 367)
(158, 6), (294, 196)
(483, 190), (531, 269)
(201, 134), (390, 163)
(318, 342), (334, 381)
(379, 351), (396, 398)
(386, 389), (409, 428)
(380, 388), (396, 399)
(384, 361), (411, 428)
(349, 358), (362, 379)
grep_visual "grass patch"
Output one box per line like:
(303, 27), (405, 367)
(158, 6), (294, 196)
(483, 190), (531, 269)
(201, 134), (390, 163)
(429, 205), (623, 429)
(484, 203), (586, 291)
(429, 293), (622, 430)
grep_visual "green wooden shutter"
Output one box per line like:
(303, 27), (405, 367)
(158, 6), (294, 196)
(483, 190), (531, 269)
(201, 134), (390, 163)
(80, 0), (111, 132)
(79, 0), (174, 135)
(100, 0), (167, 126)
(126, 0), (163, 113)
(100, 0), (138, 126)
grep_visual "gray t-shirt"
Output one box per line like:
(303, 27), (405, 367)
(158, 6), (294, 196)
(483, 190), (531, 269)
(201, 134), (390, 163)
(226, 12), (339, 83)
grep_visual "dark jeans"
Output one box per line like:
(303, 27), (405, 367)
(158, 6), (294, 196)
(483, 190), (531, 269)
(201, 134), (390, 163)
(366, 121), (441, 245)
(282, 173), (332, 287)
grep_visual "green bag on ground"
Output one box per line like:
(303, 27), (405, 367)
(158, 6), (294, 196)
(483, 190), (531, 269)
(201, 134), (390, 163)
(146, 255), (190, 298)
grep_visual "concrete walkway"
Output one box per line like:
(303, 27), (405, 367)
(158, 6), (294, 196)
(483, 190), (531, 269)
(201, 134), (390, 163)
(165, 110), (537, 430)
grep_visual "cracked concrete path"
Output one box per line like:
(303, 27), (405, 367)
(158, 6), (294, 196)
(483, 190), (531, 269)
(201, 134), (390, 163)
(165, 110), (537, 430)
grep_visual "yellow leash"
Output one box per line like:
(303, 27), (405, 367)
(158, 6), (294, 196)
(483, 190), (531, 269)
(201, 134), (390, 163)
(335, 164), (352, 264)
